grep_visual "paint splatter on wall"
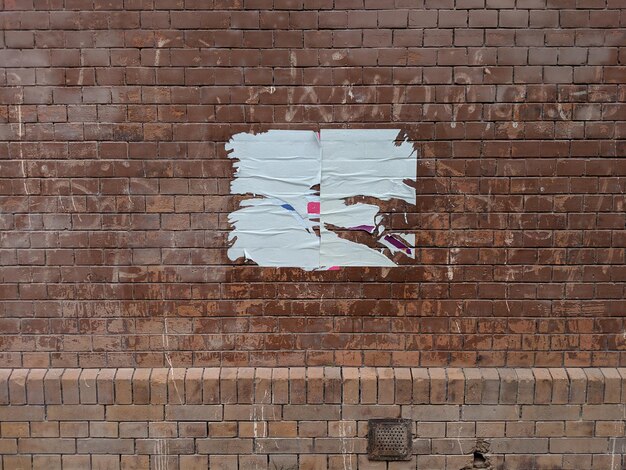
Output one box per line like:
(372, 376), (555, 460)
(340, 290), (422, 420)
(226, 129), (417, 269)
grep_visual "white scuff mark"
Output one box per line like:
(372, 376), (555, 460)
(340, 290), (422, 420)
(252, 389), (269, 439)
(422, 84), (433, 118)
(15, 91), (33, 232)
(70, 182), (93, 195)
(610, 437), (617, 470)
(7, 72), (21, 85)
(446, 103), (457, 128)
(447, 247), (460, 281)
(245, 88), (259, 105)
(392, 87), (405, 121)
(332, 51), (344, 61)
(456, 428), (465, 456)
(227, 129), (417, 268)
(155, 437), (168, 470)
(77, 50), (85, 86)
(455, 72), (472, 85)
(16, 104), (24, 139)
(450, 247), (459, 263)
(285, 87), (297, 122)
(474, 49), (484, 65)
(504, 232), (514, 246)
(155, 38), (170, 67)
(283, 52), (298, 121)
(163, 317), (183, 405)
(338, 421), (352, 470)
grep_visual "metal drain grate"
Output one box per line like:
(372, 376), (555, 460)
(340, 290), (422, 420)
(367, 419), (412, 461)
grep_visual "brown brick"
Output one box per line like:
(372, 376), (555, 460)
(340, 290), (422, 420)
(47, 405), (104, 421)
(360, 368), (377, 404)
(377, 367), (395, 404)
(9, 370), (27, 405)
(568, 368), (588, 404)
(220, 368), (237, 405)
(462, 405), (519, 421)
(481, 368), (501, 404)
(395, 368), (413, 404)
(429, 368), (447, 404)
(96, 369), (115, 405)
(550, 437), (609, 454)
(165, 405), (221, 421)
(106, 405), (164, 421)
(549, 368), (570, 404)
(410, 405), (459, 421)
(601, 368), (621, 404)
(585, 368), (605, 404)
(224, 404), (280, 421)
(18, 438), (75, 454)
(522, 404), (580, 421)
(25, 369), (46, 404)
(129, 368), (149, 405)
(197, 438), (253, 454)
(77, 438), (134, 454)
(492, 437), (549, 454)
(114, 369), (133, 405)
(148, 369), (167, 405)
(237, 367), (254, 404)
(306, 367), (324, 404)
(253, 368), (271, 404)
(0, 405), (44, 421)
(534, 368), (552, 404)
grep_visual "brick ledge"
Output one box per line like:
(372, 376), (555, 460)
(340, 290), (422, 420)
(1, 367), (624, 405)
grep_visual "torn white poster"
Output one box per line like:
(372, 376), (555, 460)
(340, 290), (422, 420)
(226, 129), (417, 269)
(319, 129), (416, 267)
(226, 130), (320, 268)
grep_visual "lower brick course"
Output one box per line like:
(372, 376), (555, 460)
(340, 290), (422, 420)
(0, 367), (625, 469)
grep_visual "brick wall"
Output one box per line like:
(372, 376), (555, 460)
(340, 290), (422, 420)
(1, 2), (626, 366)
(0, 367), (625, 469)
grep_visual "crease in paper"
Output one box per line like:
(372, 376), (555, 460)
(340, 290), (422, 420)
(226, 129), (417, 268)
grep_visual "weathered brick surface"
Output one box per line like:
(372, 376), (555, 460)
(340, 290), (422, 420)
(0, 367), (624, 468)
(0, 3), (624, 370)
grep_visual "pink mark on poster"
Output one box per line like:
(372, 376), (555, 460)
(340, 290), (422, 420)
(307, 202), (320, 214)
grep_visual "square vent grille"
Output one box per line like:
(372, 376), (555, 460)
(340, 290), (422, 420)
(367, 419), (412, 461)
